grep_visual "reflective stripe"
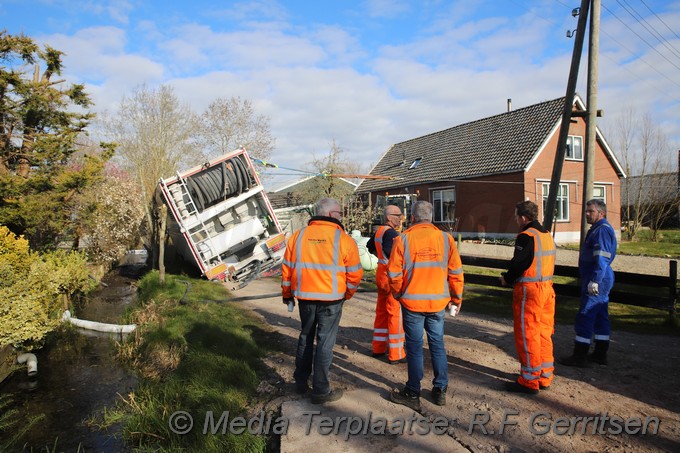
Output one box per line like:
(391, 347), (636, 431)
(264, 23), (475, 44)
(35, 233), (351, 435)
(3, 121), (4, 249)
(389, 342), (404, 349)
(542, 361), (554, 368)
(575, 335), (591, 344)
(294, 290), (344, 300)
(388, 333), (405, 340)
(374, 328), (388, 333)
(594, 334), (610, 341)
(519, 286), (531, 366)
(375, 226), (391, 265)
(541, 371), (553, 378)
(449, 266), (463, 275)
(373, 335), (387, 341)
(399, 231), (450, 301)
(593, 250), (612, 258)
(282, 281), (291, 287)
(517, 228), (555, 283)
(388, 271), (402, 278)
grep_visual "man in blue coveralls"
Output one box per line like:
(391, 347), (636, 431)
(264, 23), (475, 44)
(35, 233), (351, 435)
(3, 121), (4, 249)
(561, 199), (617, 367)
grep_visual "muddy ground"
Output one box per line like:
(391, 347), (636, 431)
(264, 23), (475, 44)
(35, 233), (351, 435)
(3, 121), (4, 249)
(233, 246), (679, 452)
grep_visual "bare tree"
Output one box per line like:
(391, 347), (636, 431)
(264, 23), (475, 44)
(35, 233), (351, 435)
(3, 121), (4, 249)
(612, 109), (678, 241)
(196, 96), (275, 161)
(101, 84), (199, 262)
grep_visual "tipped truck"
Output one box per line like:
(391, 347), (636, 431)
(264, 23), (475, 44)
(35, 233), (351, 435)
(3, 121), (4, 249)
(158, 149), (286, 289)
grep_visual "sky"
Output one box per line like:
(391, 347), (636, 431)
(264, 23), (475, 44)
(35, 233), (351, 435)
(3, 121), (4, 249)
(3, 0), (680, 189)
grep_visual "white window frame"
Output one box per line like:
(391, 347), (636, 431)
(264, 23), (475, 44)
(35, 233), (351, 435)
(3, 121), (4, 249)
(409, 157), (422, 170)
(432, 188), (456, 223)
(542, 183), (569, 222)
(592, 185), (606, 203)
(566, 135), (583, 160)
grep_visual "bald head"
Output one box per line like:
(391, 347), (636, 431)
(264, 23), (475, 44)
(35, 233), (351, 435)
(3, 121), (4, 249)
(384, 205), (403, 228)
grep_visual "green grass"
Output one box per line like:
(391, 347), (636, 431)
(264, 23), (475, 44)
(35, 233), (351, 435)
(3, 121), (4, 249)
(462, 283), (680, 336)
(103, 271), (281, 452)
(561, 228), (680, 258)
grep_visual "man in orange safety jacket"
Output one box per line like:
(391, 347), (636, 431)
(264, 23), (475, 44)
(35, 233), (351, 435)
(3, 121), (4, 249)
(387, 201), (464, 411)
(366, 204), (406, 364)
(500, 200), (556, 395)
(281, 197), (363, 404)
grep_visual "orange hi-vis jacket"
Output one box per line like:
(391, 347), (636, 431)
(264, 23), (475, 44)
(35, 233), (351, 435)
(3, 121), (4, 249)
(387, 223), (464, 312)
(517, 228), (556, 284)
(281, 219), (363, 301)
(373, 225), (392, 293)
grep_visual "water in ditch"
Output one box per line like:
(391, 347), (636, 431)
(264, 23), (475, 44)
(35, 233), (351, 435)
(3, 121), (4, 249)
(0, 260), (144, 452)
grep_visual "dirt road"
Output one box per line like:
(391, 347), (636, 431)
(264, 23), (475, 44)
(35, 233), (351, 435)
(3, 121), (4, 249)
(233, 264), (680, 452)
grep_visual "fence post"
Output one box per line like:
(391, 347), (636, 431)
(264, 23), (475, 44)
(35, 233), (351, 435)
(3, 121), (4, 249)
(670, 260), (678, 320)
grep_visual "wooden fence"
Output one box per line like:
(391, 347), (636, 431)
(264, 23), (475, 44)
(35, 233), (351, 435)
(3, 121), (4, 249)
(461, 255), (678, 313)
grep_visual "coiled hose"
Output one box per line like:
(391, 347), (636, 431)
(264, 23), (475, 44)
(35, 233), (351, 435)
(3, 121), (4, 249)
(186, 155), (254, 212)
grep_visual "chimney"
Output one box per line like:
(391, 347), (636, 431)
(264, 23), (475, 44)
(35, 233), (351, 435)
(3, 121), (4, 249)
(507, 98), (512, 112)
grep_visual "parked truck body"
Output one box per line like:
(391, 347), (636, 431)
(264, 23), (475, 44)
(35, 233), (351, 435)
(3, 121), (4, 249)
(157, 149), (286, 289)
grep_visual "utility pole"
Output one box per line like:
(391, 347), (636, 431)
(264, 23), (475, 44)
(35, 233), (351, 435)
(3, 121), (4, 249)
(543, 0), (591, 233)
(580, 0), (600, 245)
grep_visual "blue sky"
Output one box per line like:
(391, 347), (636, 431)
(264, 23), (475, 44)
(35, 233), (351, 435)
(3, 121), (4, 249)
(3, 0), (680, 188)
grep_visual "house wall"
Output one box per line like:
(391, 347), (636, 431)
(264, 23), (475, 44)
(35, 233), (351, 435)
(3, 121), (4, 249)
(526, 119), (621, 243)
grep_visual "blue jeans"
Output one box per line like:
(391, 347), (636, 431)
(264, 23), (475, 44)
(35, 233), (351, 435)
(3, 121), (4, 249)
(293, 300), (344, 396)
(402, 306), (448, 394)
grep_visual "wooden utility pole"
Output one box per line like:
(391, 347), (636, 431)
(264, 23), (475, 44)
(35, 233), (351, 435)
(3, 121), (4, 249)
(580, 0), (600, 245)
(543, 0), (591, 232)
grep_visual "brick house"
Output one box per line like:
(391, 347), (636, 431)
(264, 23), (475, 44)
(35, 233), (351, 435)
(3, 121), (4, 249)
(355, 95), (625, 244)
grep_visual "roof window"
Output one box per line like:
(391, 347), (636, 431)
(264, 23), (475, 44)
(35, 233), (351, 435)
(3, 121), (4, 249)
(409, 157), (422, 170)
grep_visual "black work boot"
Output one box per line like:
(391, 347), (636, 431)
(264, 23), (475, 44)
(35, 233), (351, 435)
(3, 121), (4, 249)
(560, 342), (591, 368)
(588, 340), (609, 365)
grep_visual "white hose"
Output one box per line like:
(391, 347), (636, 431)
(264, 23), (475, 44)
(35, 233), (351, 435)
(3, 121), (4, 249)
(17, 353), (38, 376)
(61, 310), (136, 334)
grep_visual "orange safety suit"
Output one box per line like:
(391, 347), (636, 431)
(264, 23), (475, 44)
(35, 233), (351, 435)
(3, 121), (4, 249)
(281, 219), (363, 302)
(387, 223), (464, 312)
(512, 227), (556, 391)
(371, 225), (406, 361)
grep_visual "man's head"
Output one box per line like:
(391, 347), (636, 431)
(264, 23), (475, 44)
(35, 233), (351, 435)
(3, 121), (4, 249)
(514, 200), (538, 228)
(384, 205), (403, 229)
(585, 199), (606, 225)
(316, 198), (342, 222)
(410, 201), (433, 224)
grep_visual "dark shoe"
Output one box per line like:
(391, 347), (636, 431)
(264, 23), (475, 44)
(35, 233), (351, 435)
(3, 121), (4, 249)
(390, 387), (421, 411)
(560, 342), (591, 368)
(372, 352), (386, 358)
(311, 389), (343, 404)
(504, 381), (539, 395)
(432, 386), (447, 406)
(295, 382), (310, 394)
(587, 354), (608, 365)
(588, 340), (609, 365)
(539, 384), (550, 390)
(389, 358), (407, 365)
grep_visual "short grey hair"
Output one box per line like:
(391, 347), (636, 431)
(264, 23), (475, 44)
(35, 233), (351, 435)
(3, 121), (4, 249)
(411, 200), (433, 223)
(315, 197), (340, 216)
(586, 199), (607, 215)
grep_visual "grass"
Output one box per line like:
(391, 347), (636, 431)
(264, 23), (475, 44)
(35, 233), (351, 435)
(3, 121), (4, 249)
(99, 271), (282, 452)
(461, 282), (680, 336)
(561, 228), (680, 258)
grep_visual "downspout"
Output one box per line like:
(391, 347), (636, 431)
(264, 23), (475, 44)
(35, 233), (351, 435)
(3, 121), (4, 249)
(17, 353), (38, 376)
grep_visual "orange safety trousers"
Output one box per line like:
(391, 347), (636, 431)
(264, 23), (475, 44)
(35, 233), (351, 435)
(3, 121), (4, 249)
(372, 288), (405, 361)
(512, 282), (555, 390)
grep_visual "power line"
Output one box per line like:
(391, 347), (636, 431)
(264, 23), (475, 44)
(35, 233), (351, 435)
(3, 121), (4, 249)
(639, 0), (680, 42)
(616, 0), (680, 61)
(603, 1), (680, 73)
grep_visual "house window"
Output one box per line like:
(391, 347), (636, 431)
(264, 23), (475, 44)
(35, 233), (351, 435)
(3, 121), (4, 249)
(409, 158), (422, 170)
(433, 188), (456, 223)
(592, 185), (606, 203)
(566, 135), (583, 160)
(542, 183), (569, 222)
